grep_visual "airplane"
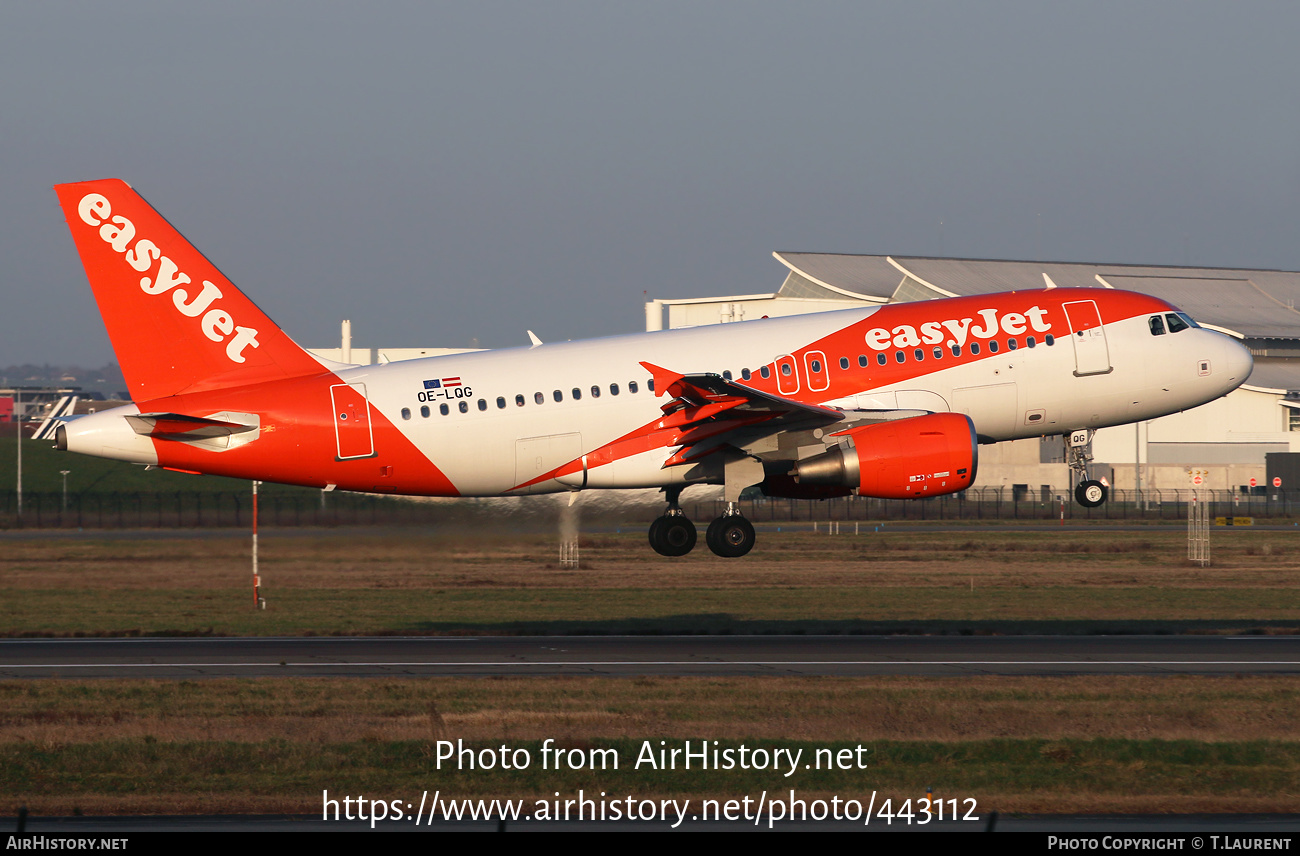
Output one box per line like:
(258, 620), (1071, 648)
(51, 179), (1254, 557)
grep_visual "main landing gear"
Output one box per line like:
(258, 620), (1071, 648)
(705, 504), (756, 558)
(1067, 429), (1109, 508)
(648, 489), (756, 558)
(648, 511), (696, 557)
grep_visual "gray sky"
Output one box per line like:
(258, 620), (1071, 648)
(4, 1), (1299, 366)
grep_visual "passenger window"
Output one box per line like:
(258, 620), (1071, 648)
(553, 390), (563, 402)
(933, 347), (943, 360)
(1166, 313), (1189, 333)
(951, 345), (960, 357)
(459, 401), (468, 413)
(1008, 339), (1017, 350)
(496, 397), (506, 409)
(401, 408), (411, 420)
(858, 355), (868, 368)
(989, 340), (999, 353)
(535, 392), (544, 404)
(970, 343), (981, 355)
(1045, 335), (1055, 346)
(877, 353), (887, 366)
(839, 357), (849, 370)
(629, 381), (639, 393)
(572, 388), (581, 400)
(1149, 315), (1166, 336)
(722, 370), (732, 380)
(516, 394), (525, 407)
(895, 351), (905, 363)
(610, 383), (620, 396)
(1027, 336), (1037, 348)
(759, 366), (770, 379)
(810, 360), (822, 373)
(741, 369), (751, 380)
(914, 348), (924, 361)
(648, 379), (655, 392)
(439, 404), (449, 416)
(781, 363), (792, 376)
(591, 385), (600, 398)
(420, 405), (430, 418)
(478, 399), (488, 411)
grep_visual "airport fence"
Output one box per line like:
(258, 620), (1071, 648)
(688, 487), (1297, 526)
(0, 487), (1294, 529)
(0, 490), (445, 529)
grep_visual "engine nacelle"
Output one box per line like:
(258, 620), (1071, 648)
(789, 412), (978, 499)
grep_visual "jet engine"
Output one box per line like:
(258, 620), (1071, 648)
(788, 412), (978, 499)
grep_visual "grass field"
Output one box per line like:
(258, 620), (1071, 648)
(0, 438), (296, 496)
(2, 528), (1298, 635)
(3, 526), (1298, 816)
(4, 676), (1299, 815)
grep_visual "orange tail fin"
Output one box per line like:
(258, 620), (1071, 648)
(54, 179), (325, 401)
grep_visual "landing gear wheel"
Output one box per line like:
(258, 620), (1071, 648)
(1075, 480), (1108, 508)
(705, 515), (756, 558)
(649, 515), (696, 557)
(648, 515), (665, 550)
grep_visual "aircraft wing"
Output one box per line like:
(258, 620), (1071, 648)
(638, 361), (845, 466)
(513, 361), (848, 489)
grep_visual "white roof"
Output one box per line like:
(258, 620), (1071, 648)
(773, 253), (1300, 340)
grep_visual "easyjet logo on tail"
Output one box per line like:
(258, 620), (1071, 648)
(76, 193), (261, 364)
(864, 306), (1053, 351)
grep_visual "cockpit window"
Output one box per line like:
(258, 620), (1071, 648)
(1166, 313), (1189, 334)
(1178, 312), (1200, 329)
(1149, 315), (1166, 336)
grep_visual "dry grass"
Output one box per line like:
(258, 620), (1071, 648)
(2, 676), (1298, 745)
(3, 529), (1299, 635)
(4, 677), (1300, 815)
(3, 528), (1300, 591)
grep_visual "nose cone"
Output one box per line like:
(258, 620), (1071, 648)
(1222, 336), (1254, 390)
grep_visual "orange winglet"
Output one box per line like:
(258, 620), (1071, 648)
(639, 361), (685, 398)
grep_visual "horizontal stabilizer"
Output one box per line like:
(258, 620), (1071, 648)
(125, 412), (258, 441)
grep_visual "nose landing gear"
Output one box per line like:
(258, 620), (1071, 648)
(1075, 479), (1108, 508)
(1066, 429), (1109, 508)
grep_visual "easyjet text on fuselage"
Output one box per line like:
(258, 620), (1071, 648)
(864, 305), (1053, 351)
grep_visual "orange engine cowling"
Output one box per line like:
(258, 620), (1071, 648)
(788, 412), (978, 499)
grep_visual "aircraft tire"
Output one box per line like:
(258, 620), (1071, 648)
(1075, 480), (1108, 508)
(648, 516), (666, 553)
(706, 515), (755, 558)
(651, 515), (696, 557)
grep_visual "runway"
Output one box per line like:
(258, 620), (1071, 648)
(3, 634), (1299, 678)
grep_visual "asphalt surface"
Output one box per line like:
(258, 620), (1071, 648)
(3, 634), (1298, 678)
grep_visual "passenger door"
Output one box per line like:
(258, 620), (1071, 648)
(1062, 300), (1112, 376)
